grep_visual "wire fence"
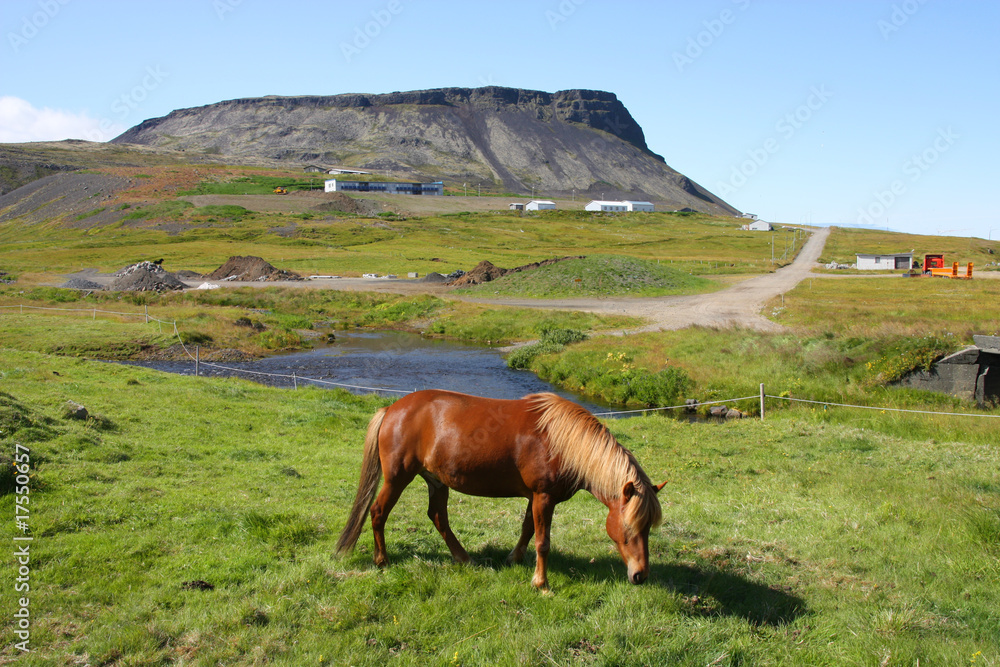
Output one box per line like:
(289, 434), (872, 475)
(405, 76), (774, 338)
(4, 302), (999, 420)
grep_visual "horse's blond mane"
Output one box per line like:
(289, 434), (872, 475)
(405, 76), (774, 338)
(527, 393), (661, 535)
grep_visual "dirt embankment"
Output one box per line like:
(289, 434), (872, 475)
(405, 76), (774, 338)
(449, 256), (585, 286)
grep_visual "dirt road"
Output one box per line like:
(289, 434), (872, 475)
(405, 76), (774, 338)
(463, 226), (832, 332)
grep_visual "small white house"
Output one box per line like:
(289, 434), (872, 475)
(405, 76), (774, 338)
(742, 220), (773, 231)
(525, 200), (556, 211)
(856, 253), (914, 270)
(585, 200), (654, 212)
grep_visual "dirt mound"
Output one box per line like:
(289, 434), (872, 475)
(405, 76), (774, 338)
(206, 256), (302, 282)
(108, 261), (187, 292)
(312, 193), (386, 217)
(420, 272), (448, 283)
(61, 278), (105, 290)
(448, 256), (585, 286)
(449, 261), (506, 286)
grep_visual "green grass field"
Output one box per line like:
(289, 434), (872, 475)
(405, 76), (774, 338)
(1, 351), (997, 665)
(2, 162), (1000, 664)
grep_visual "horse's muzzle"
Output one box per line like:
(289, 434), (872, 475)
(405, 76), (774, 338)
(630, 569), (648, 585)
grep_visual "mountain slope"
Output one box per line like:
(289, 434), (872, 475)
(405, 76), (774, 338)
(112, 87), (738, 214)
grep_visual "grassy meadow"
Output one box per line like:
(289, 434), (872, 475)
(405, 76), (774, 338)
(2, 156), (1000, 664)
(2, 350), (998, 665)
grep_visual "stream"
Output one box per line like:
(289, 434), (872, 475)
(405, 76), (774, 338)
(121, 329), (614, 414)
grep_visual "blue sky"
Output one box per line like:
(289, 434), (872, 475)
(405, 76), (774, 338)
(2, 0), (997, 239)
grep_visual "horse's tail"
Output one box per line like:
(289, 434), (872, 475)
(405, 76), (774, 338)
(335, 407), (387, 556)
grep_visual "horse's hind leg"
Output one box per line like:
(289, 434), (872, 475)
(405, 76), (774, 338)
(507, 499), (534, 564)
(370, 476), (411, 567)
(420, 473), (469, 562)
(424, 478), (470, 563)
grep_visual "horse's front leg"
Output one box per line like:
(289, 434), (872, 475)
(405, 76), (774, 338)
(530, 493), (555, 591)
(507, 499), (534, 565)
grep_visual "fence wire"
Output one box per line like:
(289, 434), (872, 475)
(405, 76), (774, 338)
(5, 302), (999, 419)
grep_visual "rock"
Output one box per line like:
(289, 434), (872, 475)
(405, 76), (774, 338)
(709, 405), (728, 417)
(725, 408), (745, 419)
(684, 399), (699, 413)
(63, 400), (89, 420)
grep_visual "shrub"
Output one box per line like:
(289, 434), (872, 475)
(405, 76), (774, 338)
(257, 328), (303, 350)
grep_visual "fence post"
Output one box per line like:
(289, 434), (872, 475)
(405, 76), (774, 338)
(145, 305), (149, 323)
(195, 346), (200, 377)
(93, 308), (96, 320)
(759, 383), (765, 421)
(292, 372), (298, 390)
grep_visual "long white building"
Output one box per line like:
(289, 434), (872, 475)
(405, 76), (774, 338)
(585, 200), (655, 212)
(324, 179), (443, 196)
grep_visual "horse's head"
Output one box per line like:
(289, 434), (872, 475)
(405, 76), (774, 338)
(605, 480), (666, 584)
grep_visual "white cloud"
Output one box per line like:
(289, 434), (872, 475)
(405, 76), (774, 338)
(0, 96), (126, 143)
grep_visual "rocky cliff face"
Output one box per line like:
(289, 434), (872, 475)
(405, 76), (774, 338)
(113, 87), (737, 214)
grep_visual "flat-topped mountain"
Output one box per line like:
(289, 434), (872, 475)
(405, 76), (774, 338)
(112, 87), (738, 214)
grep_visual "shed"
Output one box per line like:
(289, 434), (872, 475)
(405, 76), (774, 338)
(895, 335), (1000, 405)
(509, 203), (525, 211)
(623, 200), (654, 212)
(302, 165), (325, 172)
(525, 200), (556, 211)
(742, 220), (773, 231)
(856, 252), (914, 271)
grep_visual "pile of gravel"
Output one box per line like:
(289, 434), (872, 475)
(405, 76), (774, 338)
(205, 256), (303, 282)
(107, 261), (187, 292)
(61, 278), (105, 290)
(420, 272), (448, 283)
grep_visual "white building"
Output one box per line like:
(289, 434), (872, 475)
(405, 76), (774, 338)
(525, 200), (556, 210)
(585, 200), (654, 212)
(742, 220), (773, 231)
(324, 179), (443, 196)
(326, 167), (371, 175)
(856, 252), (914, 271)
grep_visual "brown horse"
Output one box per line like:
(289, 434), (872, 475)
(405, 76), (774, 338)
(336, 390), (665, 590)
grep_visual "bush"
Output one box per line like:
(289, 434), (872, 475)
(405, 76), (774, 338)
(257, 328), (303, 350)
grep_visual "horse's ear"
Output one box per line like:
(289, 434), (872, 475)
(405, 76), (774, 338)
(622, 481), (637, 502)
(654, 480), (667, 494)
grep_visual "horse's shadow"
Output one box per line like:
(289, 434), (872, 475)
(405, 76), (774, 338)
(406, 544), (807, 627)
